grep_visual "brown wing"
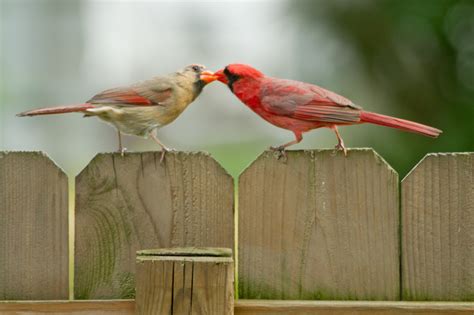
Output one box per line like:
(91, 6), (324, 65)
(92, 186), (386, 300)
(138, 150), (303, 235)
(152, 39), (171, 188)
(87, 80), (173, 106)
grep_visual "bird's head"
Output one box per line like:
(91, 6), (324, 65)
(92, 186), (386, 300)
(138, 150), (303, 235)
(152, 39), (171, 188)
(213, 64), (264, 91)
(179, 64), (217, 84)
(177, 64), (219, 95)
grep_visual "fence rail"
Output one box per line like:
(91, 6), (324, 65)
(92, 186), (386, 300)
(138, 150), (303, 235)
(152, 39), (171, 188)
(1, 300), (474, 315)
(0, 149), (473, 313)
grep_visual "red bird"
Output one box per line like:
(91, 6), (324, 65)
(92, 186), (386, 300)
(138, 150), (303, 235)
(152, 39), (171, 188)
(213, 64), (441, 156)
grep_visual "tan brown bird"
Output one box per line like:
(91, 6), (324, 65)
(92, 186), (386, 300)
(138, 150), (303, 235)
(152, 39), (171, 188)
(17, 64), (218, 161)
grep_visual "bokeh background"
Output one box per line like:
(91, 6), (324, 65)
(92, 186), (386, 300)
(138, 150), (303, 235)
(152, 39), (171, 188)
(1, 0), (473, 178)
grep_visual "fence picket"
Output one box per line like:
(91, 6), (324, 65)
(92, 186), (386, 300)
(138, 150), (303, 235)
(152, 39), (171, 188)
(238, 149), (399, 300)
(402, 153), (474, 300)
(74, 152), (234, 299)
(0, 152), (69, 300)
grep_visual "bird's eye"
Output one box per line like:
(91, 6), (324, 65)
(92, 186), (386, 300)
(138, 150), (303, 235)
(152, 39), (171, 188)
(224, 67), (231, 77)
(192, 65), (200, 72)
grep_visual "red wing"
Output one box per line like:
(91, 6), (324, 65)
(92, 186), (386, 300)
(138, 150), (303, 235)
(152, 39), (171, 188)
(260, 78), (361, 124)
(293, 105), (361, 123)
(87, 87), (172, 106)
(305, 83), (357, 107)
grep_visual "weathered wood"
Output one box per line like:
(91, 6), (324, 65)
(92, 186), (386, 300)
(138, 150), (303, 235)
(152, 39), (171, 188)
(0, 300), (134, 315)
(238, 149), (399, 300)
(0, 152), (68, 300)
(136, 248), (234, 314)
(137, 247), (232, 257)
(75, 152), (234, 299)
(235, 300), (474, 314)
(1, 300), (474, 315)
(402, 153), (474, 301)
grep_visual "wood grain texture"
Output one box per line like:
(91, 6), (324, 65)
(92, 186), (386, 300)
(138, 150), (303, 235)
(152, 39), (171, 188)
(235, 300), (474, 315)
(74, 152), (234, 299)
(0, 300), (134, 315)
(238, 149), (399, 300)
(0, 152), (68, 300)
(137, 247), (232, 257)
(1, 300), (474, 315)
(136, 255), (234, 314)
(402, 153), (474, 301)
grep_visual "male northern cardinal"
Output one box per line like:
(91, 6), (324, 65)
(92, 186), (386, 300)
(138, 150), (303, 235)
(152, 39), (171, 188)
(18, 64), (218, 160)
(213, 64), (441, 156)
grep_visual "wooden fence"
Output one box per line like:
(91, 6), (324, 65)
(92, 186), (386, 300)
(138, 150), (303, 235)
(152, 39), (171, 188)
(0, 149), (473, 314)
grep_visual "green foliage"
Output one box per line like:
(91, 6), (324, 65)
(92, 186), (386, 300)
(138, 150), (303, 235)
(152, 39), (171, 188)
(292, 0), (474, 176)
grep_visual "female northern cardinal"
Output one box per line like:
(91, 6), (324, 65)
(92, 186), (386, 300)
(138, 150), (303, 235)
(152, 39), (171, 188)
(213, 64), (441, 156)
(18, 64), (218, 160)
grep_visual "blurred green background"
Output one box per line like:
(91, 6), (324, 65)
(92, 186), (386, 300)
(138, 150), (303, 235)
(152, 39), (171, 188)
(1, 0), (473, 179)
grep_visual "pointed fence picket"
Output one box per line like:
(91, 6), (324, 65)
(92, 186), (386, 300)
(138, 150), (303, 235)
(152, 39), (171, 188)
(74, 152), (234, 299)
(0, 152), (68, 300)
(402, 153), (474, 301)
(238, 149), (400, 300)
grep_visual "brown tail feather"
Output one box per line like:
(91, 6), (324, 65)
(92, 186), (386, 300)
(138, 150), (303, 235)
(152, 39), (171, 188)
(17, 103), (94, 117)
(360, 111), (442, 138)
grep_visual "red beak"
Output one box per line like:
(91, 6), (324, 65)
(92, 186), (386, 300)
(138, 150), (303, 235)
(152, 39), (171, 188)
(213, 69), (227, 84)
(200, 70), (219, 84)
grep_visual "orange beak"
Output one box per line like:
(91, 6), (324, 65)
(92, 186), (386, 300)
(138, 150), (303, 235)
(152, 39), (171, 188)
(213, 69), (227, 84)
(200, 70), (219, 84)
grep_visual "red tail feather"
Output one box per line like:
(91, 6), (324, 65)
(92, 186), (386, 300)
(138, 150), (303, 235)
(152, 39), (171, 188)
(360, 111), (442, 138)
(17, 103), (94, 117)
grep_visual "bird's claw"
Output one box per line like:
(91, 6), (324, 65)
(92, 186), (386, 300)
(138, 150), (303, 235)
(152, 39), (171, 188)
(159, 147), (176, 163)
(270, 146), (287, 161)
(118, 147), (128, 157)
(334, 143), (347, 157)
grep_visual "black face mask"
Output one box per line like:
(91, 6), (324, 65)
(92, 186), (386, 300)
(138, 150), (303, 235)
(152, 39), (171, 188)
(224, 68), (240, 92)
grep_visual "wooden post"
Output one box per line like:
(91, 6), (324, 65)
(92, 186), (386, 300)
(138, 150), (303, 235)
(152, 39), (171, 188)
(136, 247), (234, 315)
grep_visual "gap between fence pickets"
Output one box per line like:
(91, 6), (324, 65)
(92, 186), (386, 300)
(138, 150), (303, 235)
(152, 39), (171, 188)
(1, 300), (474, 314)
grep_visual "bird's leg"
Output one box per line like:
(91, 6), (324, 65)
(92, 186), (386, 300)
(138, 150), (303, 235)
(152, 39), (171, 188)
(149, 132), (174, 163)
(331, 125), (347, 156)
(117, 130), (127, 156)
(270, 132), (303, 160)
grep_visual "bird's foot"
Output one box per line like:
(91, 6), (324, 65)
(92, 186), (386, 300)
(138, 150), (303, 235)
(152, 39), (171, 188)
(117, 147), (128, 157)
(270, 146), (287, 161)
(334, 143), (347, 157)
(160, 146), (176, 163)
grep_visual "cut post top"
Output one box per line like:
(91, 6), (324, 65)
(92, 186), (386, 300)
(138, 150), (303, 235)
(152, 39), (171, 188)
(137, 247), (233, 262)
